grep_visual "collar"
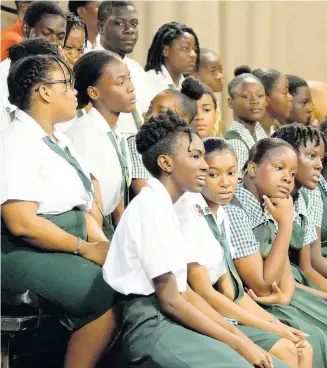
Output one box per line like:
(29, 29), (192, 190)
(319, 175), (327, 195)
(147, 178), (174, 207)
(88, 106), (122, 139)
(160, 65), (184, 89)
(293, 191), (308, 218)
(231, 121), (267, 147)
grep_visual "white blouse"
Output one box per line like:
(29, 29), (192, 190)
(0, 110), (93, 214)
(66, 107), (132, 216)
(175, 192), (236, 284)
(103, 178), (192, 295)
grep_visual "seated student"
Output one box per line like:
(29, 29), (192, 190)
(62, 12), (88, 69)
(249, 66), (293, 136)
(66, 51), (134, 240)
(272, 124), (327, 292)
(282, 75), (313, 126)
(175, 138), (313, 368)
(103, 111), (289, 368)
(145, 22), (199, 99)
(0, 1), (67, 133)
(224, 67), (268, 178)
(1, 54), (119, 368)
(1, 1), (33, 61)
(68, 1), (101, 51)
(191, 47), (224, 135)
(128, 77), (204, 195)
(223, 139), (327, 352)
(97, 1), (152, 137)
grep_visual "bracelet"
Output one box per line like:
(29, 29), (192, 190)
(74, 237), (82, 255)
(270, 316), (279, 324)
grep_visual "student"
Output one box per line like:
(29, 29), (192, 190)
(145, 22), (199, 99)
(1, 1), (33, 61)
(272, 124), (327, 292)
(97, 0), (152, 137)
(62, 12), (88, 69)
(190, 83), (218, 138)
(319, 120), (327, 262)
(66, 50), (134, 239)
(224, 139), (327, 344)
(103, 111), (287, 368)
(175, 138), (313, 368)
(249, 66), (293, 136)
(191, 48), (224, 136)
(283, 75), (313, 126)
(1, 54), (119, 368)
(68, 1), (101, 51)
(224, 67), (268, 178)
(308, 81), (327, 124)
(128, 77), (204, 195)
(0, 1), (67, 132)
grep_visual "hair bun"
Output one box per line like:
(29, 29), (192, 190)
(181, 77), (204, 100)
(234, 65), (252, 77)
(8, 44), (26, 62)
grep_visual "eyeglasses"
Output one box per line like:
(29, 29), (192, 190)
(35, 78), (75, 92)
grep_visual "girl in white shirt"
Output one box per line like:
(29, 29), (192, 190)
(2, 53), (119, 368)
(175, 137), (313, 368)
(67, 50), (134, 239)
(145, 22), (200, 99)
(103, 110), (290, 367)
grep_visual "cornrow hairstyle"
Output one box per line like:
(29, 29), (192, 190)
(252, 67), (282, 96)
(203, 137), (236, 157)
(161, 77), (204, 122)
(286, 74), (308, 96)
(98, 1), (134, 22)
(23, 1), (66, 28)
(136, 109), (199, 178)
(68, 1), (89, 16)
(64, 12), (88, 48)
(228, 65), (263, 98)
(8, 54), (72, 110)
(272, 122), (326, 155)
(8, 38), (60, 64)
(73, 50), (121, 109)
(144, 22), (200, 73)
(201, 83), (217, 110)
(243, 137), (295, 174)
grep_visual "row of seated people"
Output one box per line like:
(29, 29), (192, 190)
(1, 1), (327, 368)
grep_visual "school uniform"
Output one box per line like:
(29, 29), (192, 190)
(84, 34), (101, 53)
(0, 58), (15, 133)
(318, 176), (327, 255)
(145, 65), (185, 101)
(1, 110), (116, 330)
(102, 178), (253, 368)
(127, 134), (151, 181)
(175, 193), (293, 360)
(224, 121), (267, 178)
(66, 107), (131, 239)
(225, 184), (327, 367)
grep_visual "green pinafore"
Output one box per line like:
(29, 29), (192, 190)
(318, 181), (327, 257)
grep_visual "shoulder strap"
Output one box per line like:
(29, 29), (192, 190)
(301, 190), (309, 207)
(224, 130), (250, 152)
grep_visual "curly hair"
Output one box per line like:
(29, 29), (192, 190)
(272, 123), (326, 155)
(136, 110), (198, 178)
(73, 50), (121, 109)
(8, 55), (71, 110)
(23, 1), (65, 28)
(145, 22), (200, 73)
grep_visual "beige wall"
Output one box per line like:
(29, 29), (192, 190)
(2, 1), (327, 127)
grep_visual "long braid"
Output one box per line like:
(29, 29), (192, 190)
(64, 12), (88, 48)
(145, 22), (200, 73)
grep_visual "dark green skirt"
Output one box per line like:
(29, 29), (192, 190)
(121, 294), (289, 368)
(1, 209), (116, 331)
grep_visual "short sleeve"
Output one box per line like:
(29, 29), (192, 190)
(228, 139), (249, 178)
(303, 187), (323, 228)
(1, 136), (44, 204)
(127, 135), (151, 180)
(224, 204), (260, 259)
(303, 217), (318, 247)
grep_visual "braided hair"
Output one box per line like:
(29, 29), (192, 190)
(73, 50), (121, 109)
(8, 54), (72, 110)
(136, 110), (198, 178)
(8, 38), (60, 64)
(272, 123), (326, 155)
(23, 1), (66, 28)
(64, 12), (88, 48)
(228, 65), (263, 97)
(145, 22), (200, 73)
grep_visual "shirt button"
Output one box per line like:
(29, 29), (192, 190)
(6, 107), (11, 113)
(268, 238), (272, 244)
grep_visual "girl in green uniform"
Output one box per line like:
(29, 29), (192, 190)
(1, 53), (119, 368)
(272, 124), (327, 293)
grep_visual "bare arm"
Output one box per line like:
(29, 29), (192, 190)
(295, 283), (327, 301)
(130, 178), (147, 196)
(310, 228), (327, 277)
(298, 245), (327, 291)
(112, 197), (124, 227)
(89, 174), (103, 226)
(2, 200), (109, 265)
